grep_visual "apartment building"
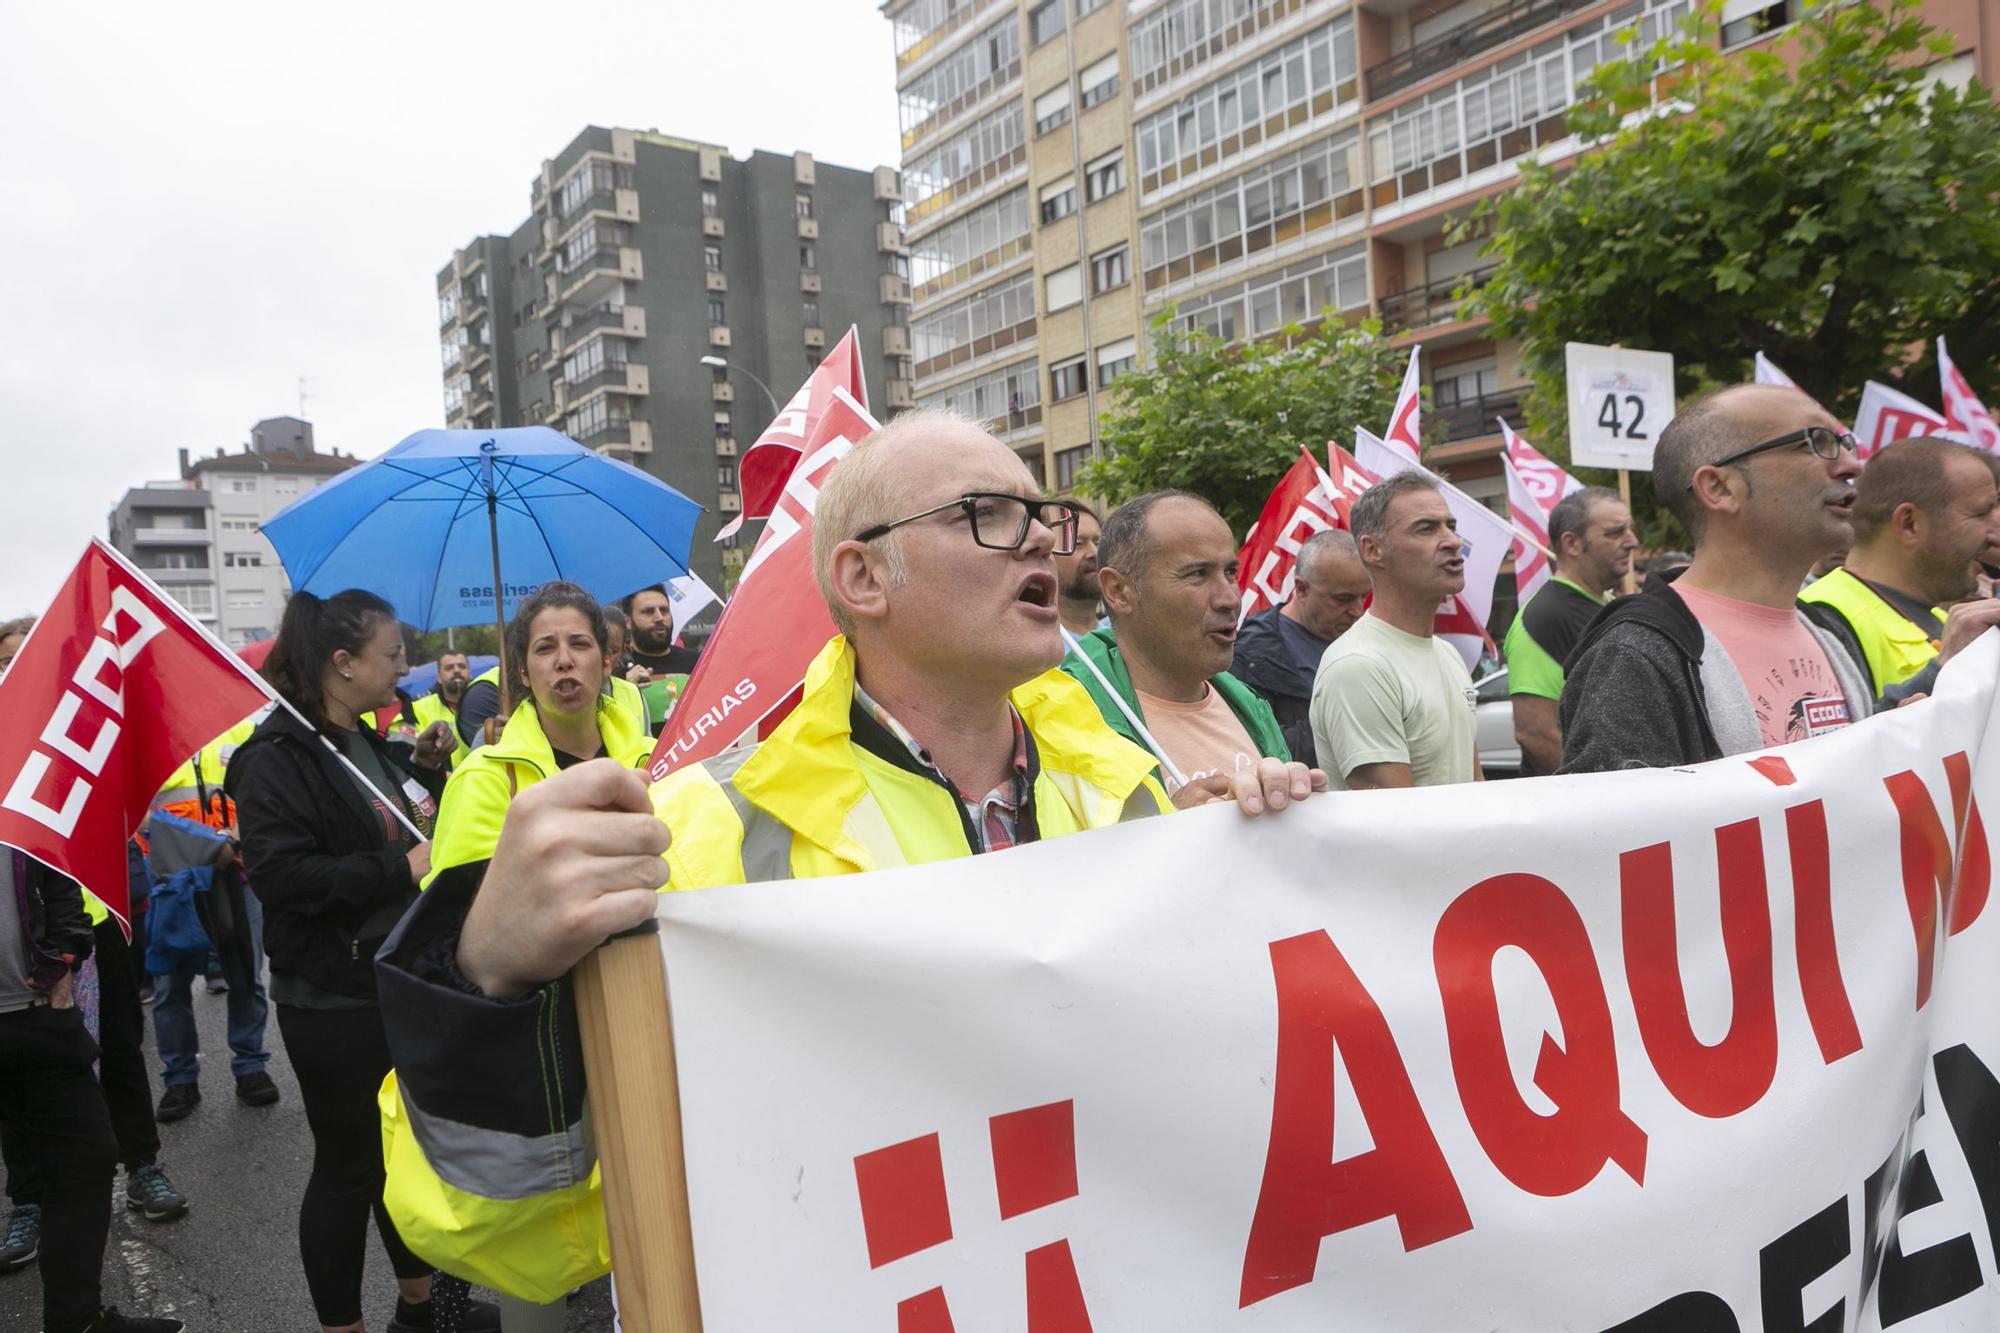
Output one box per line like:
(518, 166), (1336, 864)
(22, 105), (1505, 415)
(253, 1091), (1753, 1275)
(436, 126), (914, 589)
(108, 416), (358, 647)
(886, 0), (1992, 521)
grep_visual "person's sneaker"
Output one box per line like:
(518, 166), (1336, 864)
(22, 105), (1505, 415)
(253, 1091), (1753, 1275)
(75, 1305), (185, 1333)
(460, 1299), (501, 1333)
(155, 1084), (199, 1123)
(235, 1071), (279, 1107)
(204, 973), (227, 994)
(124, 1165), (188, 1223)
(0, 1203), (39, 1271)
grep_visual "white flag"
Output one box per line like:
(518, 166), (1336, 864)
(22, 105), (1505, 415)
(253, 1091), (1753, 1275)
(1853, 380), (1950, 460)
(1938, 336), (2000, 455)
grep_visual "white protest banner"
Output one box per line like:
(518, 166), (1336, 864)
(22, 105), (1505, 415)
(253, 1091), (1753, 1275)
(1855, 381), (1950, 461)
(1357, 427), (1509, 667)
(649, 636), (2000, 1331)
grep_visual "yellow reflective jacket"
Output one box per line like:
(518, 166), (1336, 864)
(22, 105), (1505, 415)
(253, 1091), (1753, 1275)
(410, 691), (472, 770)
(151, 717), (259, 831)
(1799, 567), (1942, 696)
(422, 693), (654, 888)
(378, 635), (1168, 1301)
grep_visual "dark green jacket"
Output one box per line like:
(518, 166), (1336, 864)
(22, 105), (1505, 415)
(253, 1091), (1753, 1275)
(1060, 626), (1291, 780)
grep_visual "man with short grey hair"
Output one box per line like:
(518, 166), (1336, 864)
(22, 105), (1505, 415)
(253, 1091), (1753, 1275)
(1311, 472), (1482, 790)
(1233, 529), (1372, 761)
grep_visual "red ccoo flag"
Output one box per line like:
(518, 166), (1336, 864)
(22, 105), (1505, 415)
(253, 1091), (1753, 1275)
(649, 385), (881, 780)
(1939, 336), (2000, 455)
(1236, 448), (1344, 623)
(1380, 345), (1424, 465)
(0, 540), (273, 925)
(716, 327), (870, 541)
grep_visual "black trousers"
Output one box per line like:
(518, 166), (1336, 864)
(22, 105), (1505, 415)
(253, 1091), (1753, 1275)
(0, 1004), (118, 1333)
(3, 920), (160, 1205)
(275, 1001), (430, 1326)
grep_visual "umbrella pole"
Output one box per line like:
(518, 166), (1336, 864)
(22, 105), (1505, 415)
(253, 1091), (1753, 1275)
(488, 490), (511, 717)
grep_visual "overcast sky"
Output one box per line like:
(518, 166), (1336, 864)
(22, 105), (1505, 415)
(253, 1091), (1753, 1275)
(0, 1), (902, 615)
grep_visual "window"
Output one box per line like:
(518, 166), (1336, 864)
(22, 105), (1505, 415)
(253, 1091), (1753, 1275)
(219, 516), (257, 533)
(1085, 151), (1124, 203)
(1172, 244), (1369, 342)
(1091, 244), (1129, 293)
(916, 357), (1042, 431)
(1434, 358), (1499, 408)
(1138, 130), (1363, 292)
(225, 590), (262, 610)
(1054, 445), (1089, 491)
(557, 159), (632, 218)
(711, 365), (730, 385)
(273, 480), (298, 496)
(903, 103), (1028, 225)
(1050, 356), (1088, 401)
(800, 243), (817, 270)
(715, 417), (734, 440)
(176, 586), (216, 616)
(1096, 337), (1136, 386)
(909, 187), (1032, 300)
(1075, 0), (1110, 13)
(145, 551), (206, 570)
(795, 193), (814, 218)
(718, 461), (738, 490)
(223, 551), (264, 568)
(896, 14), (1022, 141)
(708, 298), (726, 325)
(1045, 263), (1082, 312)
(1039, 175), (1076, 224)
(802, 299), (820, 325)
(1129, 0), (1300, 98)
(1078, 54), (1119, 110)
(704, 244), (722, 271)
(1034, 84), (1072, 137)
(701, 188), (719, 216)
(1720, 0), (1794, 46)
(1028, 0), (1064, 46)
(910, 269), (1038, 367)
(225, 478), (256, 494)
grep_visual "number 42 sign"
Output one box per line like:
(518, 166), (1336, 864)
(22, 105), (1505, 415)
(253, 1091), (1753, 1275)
(1564, 342), (1676, 472)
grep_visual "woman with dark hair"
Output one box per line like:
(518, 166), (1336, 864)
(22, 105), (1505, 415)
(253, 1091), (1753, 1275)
(224, 590), (475, 1333)
(385, 581), (650, 1331)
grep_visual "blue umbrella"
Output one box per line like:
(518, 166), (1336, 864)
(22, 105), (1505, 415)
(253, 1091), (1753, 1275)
(263, 426), (702, 706)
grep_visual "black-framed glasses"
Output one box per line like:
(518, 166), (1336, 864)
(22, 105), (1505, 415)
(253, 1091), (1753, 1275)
(1694, 426), (1859, 487)
(855, 492), (1078, 555)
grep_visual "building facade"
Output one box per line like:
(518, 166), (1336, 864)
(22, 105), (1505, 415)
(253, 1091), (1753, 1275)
(436, 127), (914, 589)
(885, 0), (1992, 514)
(109, 417), (358, 648)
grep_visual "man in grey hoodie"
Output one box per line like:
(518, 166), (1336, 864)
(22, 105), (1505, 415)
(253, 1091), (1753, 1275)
(1560, 384), (1872, 773)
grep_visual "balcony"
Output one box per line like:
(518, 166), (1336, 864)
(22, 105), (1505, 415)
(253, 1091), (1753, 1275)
(804, 326), (825, 349)
(874, 166), (902, 202)
(563, 303), (642, 345)
(132, 527), (212, 547)
(709, 325), (732, 348)
(881, 274), (912, 305)
(702, 215), (725, 238)
(877, 221), (906, 253)
(1434, 387), (1528, 443)
(563, 188), (619, 221)
(711, 380), (735, 403)
(800, 271), (822, 294)
(883, 325), (910, 357)
(557, 246), (639, 304)
(574, 418), (635, 450)
(706, 270), (727, 292)
(886, 378), (916, 409)
(1379, 265), (1496, 334)
(565, 362), (643, 399)
(1365, 0), (1591, 99)
(797, 216), (820, 240)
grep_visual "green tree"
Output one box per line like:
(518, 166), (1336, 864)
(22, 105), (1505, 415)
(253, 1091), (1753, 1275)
(1079, 312), (1408, 535)
(1468, 0), (2000, 439)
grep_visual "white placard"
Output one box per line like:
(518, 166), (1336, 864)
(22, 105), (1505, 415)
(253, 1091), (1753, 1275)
(1566, 342), (1676, 471)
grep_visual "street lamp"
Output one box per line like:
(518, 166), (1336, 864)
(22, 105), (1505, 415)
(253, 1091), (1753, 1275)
(698, 355), (781, 417)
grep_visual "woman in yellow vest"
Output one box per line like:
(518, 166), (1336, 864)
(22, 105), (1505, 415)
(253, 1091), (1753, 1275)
(389, 582), (650, 1333)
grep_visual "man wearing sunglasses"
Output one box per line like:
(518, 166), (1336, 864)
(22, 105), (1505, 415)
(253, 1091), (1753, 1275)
(375, 413), (1325, 1293)
(1559, 384), (1874, 773)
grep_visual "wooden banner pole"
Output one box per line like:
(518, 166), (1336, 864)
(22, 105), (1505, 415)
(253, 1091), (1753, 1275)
(574, 931), (704, 1332)
(1616, 467), (1640, 596)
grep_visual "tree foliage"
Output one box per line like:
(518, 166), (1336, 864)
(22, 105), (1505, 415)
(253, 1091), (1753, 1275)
(1468, 0), (2000, 435)
(1080, 312), (1407, 536)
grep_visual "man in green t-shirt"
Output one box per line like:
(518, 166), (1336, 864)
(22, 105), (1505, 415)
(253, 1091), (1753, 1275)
(1504, 486), (1638, 774)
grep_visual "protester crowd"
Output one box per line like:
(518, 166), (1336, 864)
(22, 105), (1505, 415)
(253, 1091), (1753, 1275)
(6, 381), (2000, 1331)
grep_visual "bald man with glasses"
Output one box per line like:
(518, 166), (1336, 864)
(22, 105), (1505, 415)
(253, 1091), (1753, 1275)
(1558, 385), (1876, 773)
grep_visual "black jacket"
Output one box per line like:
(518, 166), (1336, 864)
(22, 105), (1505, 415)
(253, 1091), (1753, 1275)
(226, 706), (444, 1001)
(9, 850), (94, 991)
(1229, 606), (1320, 764)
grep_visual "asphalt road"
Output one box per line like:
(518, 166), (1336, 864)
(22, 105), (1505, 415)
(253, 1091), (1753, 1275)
(1, 975), (614, 1332)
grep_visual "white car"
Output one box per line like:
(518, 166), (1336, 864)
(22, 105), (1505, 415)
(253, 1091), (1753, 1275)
(1473, 667), (1521, 777)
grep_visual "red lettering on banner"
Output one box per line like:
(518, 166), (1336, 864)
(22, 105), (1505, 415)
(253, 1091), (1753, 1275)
(897, 1288), (956, 1333)
(991, 1101), (1079, 1220)
(1025, 1240), (1094, 1333)
(1788, 799), (1863, 1065)
(1239, 931), (1472, 1309)
(1621, 820), (1778, 1118)
(854, 1133), (953, 1269)
(1884, 751), (1989, 1008)
(1435, 874), (1649, 1196)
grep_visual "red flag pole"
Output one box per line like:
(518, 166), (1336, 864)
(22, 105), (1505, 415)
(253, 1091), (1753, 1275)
(91, 539), (431, 844)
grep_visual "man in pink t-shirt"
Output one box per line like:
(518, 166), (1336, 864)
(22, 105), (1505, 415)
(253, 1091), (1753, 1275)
(1559, 384), (1873, 772)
